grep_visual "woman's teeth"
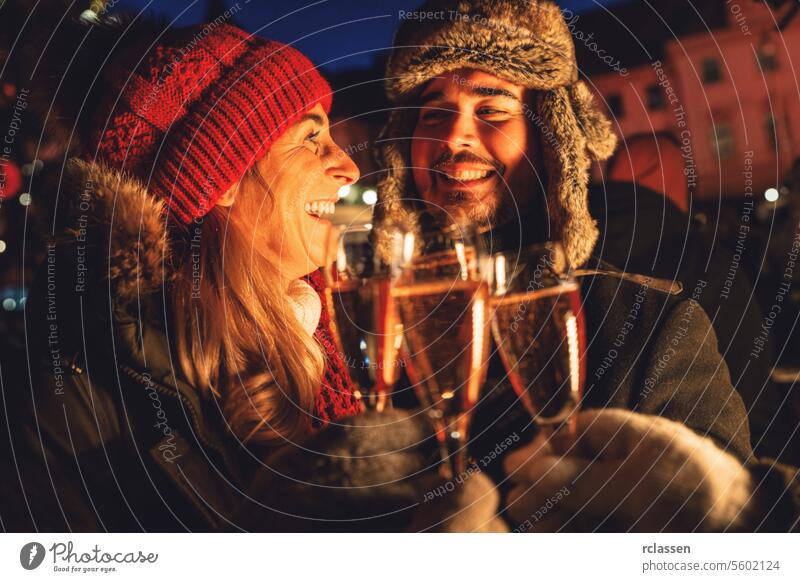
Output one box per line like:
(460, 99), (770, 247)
(444, 170), (492, 182)
(304, 200), (336, 218)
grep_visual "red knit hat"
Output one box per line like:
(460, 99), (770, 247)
(89, 23), (332, 223)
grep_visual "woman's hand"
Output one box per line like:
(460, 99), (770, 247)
(503, 409), (754, 532)
(238, 409), (507, 532)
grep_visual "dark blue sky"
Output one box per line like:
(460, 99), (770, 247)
(115, 0), (628, 71)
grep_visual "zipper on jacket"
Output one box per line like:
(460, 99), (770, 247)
(118, 364), (239, 481)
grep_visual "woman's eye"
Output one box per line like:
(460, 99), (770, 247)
(305, 130), (321, 152)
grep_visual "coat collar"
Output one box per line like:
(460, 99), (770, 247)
(63, 157), (175, 309)
(57, 159), (243, 477)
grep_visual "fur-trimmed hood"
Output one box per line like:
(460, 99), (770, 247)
(62, 157), (175, 308)
(375, 0), (617, 267)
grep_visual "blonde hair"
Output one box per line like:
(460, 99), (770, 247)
(172, 166), (325, 448)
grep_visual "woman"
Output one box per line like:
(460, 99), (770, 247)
(5, 20), (368, 531)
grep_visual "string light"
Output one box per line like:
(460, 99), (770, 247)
(362, 189), (377, 205)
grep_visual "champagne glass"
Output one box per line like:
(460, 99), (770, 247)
(393, 223), (491, 478)
(323, 225), (405, 412)
(488, 242), (584, 441)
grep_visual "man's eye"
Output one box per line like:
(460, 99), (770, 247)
(477, 107), (509, 117)
(420, 109), (448, 123)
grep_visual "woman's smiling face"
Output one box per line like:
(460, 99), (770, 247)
(235, 103), (359, 281)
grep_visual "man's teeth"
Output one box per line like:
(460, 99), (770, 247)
(304, 201), (336, 216)
(444, 170), (492, 181)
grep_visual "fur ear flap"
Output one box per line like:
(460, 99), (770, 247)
(538, 88), (598, 268)
(374, 108), (423, 261)
(569, 81), (618, 161)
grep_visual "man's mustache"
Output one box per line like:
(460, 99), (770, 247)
(430, 151), (505, 175)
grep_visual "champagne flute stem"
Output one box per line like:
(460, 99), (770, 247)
(427, 411), (454, 480)
(537, 408), (579, 450)
(443, 413), (469, 478)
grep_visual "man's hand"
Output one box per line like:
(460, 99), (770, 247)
(503, 409), (754, 532)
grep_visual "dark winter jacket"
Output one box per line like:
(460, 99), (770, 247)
(465, 253), (800, 532)
(588, 181), (796, 462)
(468, 255), (753, 471)
(1, 160), (260, 531)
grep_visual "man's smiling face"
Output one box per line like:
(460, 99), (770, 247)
(410, 68), (544, 226)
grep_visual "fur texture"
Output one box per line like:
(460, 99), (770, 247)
(64, 158), (172, 306)
(376, 0), (618, 267)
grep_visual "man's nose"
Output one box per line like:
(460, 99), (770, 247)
(443, 110), (479, 150)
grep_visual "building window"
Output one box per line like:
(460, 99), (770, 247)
(701, 58), (722, 84)
(756, 44), (778, 72)
(646, 84), (665, 110)
(607, 93), (624, 118)
(711, 122), (735, 159)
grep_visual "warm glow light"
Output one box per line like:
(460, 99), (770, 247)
(469, 290), (487, 405)
(765, 188), (779, 202)
(337, 185), (351, 199)
(362, 189), (377, 205)
(566, 312), (580, 396)
(495, 255), (507, 295)
(19, 192), (31, 206)
(403, 232), (415, 264)
(0, 240), (6, 253)
(455, 242), (468, 280)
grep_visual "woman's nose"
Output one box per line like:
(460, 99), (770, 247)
(327, 143), (360, 185)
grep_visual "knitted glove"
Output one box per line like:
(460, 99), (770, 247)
(503, 408), (754, 532)
(237, 409), (507, 532)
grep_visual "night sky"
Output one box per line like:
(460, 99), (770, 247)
(115, 0), (628, 71)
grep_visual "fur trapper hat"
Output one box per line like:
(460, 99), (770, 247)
(375, 0), (618, 267)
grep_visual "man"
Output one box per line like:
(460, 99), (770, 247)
(374, 0), (754, 527)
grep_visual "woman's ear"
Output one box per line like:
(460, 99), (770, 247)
(216, 181), (238, 207)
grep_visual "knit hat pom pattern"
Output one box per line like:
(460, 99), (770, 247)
(377, 0), (618, 267)
(90, 24), (332, 224)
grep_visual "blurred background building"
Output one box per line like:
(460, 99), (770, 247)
(585, 0), (800, 200)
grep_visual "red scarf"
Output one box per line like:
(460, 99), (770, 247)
(304, 270), (363, 427)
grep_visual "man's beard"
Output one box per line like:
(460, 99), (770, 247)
(427, 150), (507, 226)
(447, 188), (500, 225)
(445, 185), (525, 233)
